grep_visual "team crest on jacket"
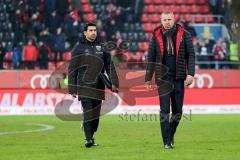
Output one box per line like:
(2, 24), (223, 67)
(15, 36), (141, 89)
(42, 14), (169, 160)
(96, 45), (101, 51)
(84, 49), (90, 55)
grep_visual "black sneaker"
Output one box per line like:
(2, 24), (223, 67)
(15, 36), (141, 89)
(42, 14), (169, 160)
(91, 138), (98, 146)
(164, 144), (173, 149)
(85, 139), (93, 148)
(170, 136), (174, 147)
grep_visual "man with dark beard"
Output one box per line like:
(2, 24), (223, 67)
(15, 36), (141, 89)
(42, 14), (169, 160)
(68, 23), (119, 148)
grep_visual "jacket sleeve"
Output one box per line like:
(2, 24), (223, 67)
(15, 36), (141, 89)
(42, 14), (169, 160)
(104, 52), (119, 88)
(145, 35), (157, 82)
(68, 43), (80, 94)
(184, 32), (195, 77)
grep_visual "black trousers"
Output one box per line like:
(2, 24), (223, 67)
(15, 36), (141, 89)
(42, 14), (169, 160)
(25, 61), (35, 69)
(80, 97), (102, 140)
(54, 51), (63, 65)
(159, 76), (184, 145)
(39, 61), (48, 70)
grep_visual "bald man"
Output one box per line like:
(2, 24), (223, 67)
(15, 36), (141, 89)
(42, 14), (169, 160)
(145, 11), (195, 149)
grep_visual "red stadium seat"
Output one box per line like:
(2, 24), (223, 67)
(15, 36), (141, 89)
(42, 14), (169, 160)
(146, 33), (153, 40)
(196, 0), (207, 4)
(190, 5), (199, 14)
(175, 0), (184, 5)
(183, 14), (192, 22)
(84, 13), (96, 22)
(143, 6), (148, 12)
(169, 5), (179, 13)
(153, 23), (158, 28)
(206, 15), (215, 23)
(156, 5), (167, 13)
(72, 8), (81, 21)
(136, 51), (143, 61)
(140, 42), (149, 51)
(80, 0), (89, 4)
(143, 23), (154, 32)
(143, 5), (155, 13)
(153, 0), (164, 4)
(201, 5), (211, 14)
(48, 62), (56, 69)
(194, 14), (204, 23)
(150, 13), (160, 23)
(57, 61), (65, 67)
(179, 5), (189, 13)
(146, 5), (156, 13)
(64, 52), (71, 61)
(82, 4), (92, 13)
(174, 14), (180, 22)
(165, 0), (174, 5)
(141, 14), (149, 23)
(145, 0), (153, 4)
(123, 52), (133, 61)
(185, 0), (195, 5)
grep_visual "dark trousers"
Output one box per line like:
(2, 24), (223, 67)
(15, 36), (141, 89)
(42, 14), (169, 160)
(159, 76), (184, 145)
(25, 61), (35, 69)
(54, 51), (63, 65)
(80, 97), (102, 140)
(39, 61), (48, 69)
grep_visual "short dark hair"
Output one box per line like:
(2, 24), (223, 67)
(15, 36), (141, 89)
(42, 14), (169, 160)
(84, 22), (97, 31)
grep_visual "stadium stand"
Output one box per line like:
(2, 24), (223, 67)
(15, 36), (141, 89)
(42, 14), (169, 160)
(0, 0), (238, 70)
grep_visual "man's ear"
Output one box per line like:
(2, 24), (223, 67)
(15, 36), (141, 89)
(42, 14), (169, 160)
(83, 31), (86, 36)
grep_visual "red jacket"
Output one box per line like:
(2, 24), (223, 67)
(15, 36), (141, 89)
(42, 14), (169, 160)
(145, 24), (195, 81)
(23, 44), (38, 61)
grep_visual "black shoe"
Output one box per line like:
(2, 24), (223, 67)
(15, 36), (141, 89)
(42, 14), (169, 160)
(164, 144), (173, 149)
(170, 136), (174, 147)
(91, 138), (98, 146)
(85, 139), (93, 148)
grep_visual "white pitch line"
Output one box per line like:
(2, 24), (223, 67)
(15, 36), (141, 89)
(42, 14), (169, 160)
(0, 123), (55, 136)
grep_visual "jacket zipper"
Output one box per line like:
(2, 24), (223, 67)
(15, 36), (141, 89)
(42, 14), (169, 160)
(176, 35), (183, 80)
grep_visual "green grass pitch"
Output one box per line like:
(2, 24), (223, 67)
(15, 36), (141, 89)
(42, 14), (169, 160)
(0, 114), (240, 160)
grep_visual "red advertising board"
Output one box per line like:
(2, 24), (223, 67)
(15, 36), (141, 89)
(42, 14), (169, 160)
(0, 70), (240, 89)
(1, 88), (240, 115)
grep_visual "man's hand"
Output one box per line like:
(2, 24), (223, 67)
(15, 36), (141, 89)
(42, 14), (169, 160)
(184, 75), (194, 86)
(146, 81), (153, 90)
(112, 85), (119, 93)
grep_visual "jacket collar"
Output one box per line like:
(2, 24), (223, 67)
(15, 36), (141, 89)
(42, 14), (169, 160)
(153, 23), (184, 34)
(79, 35), (101, 45)
(153, 23), (184, 57)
